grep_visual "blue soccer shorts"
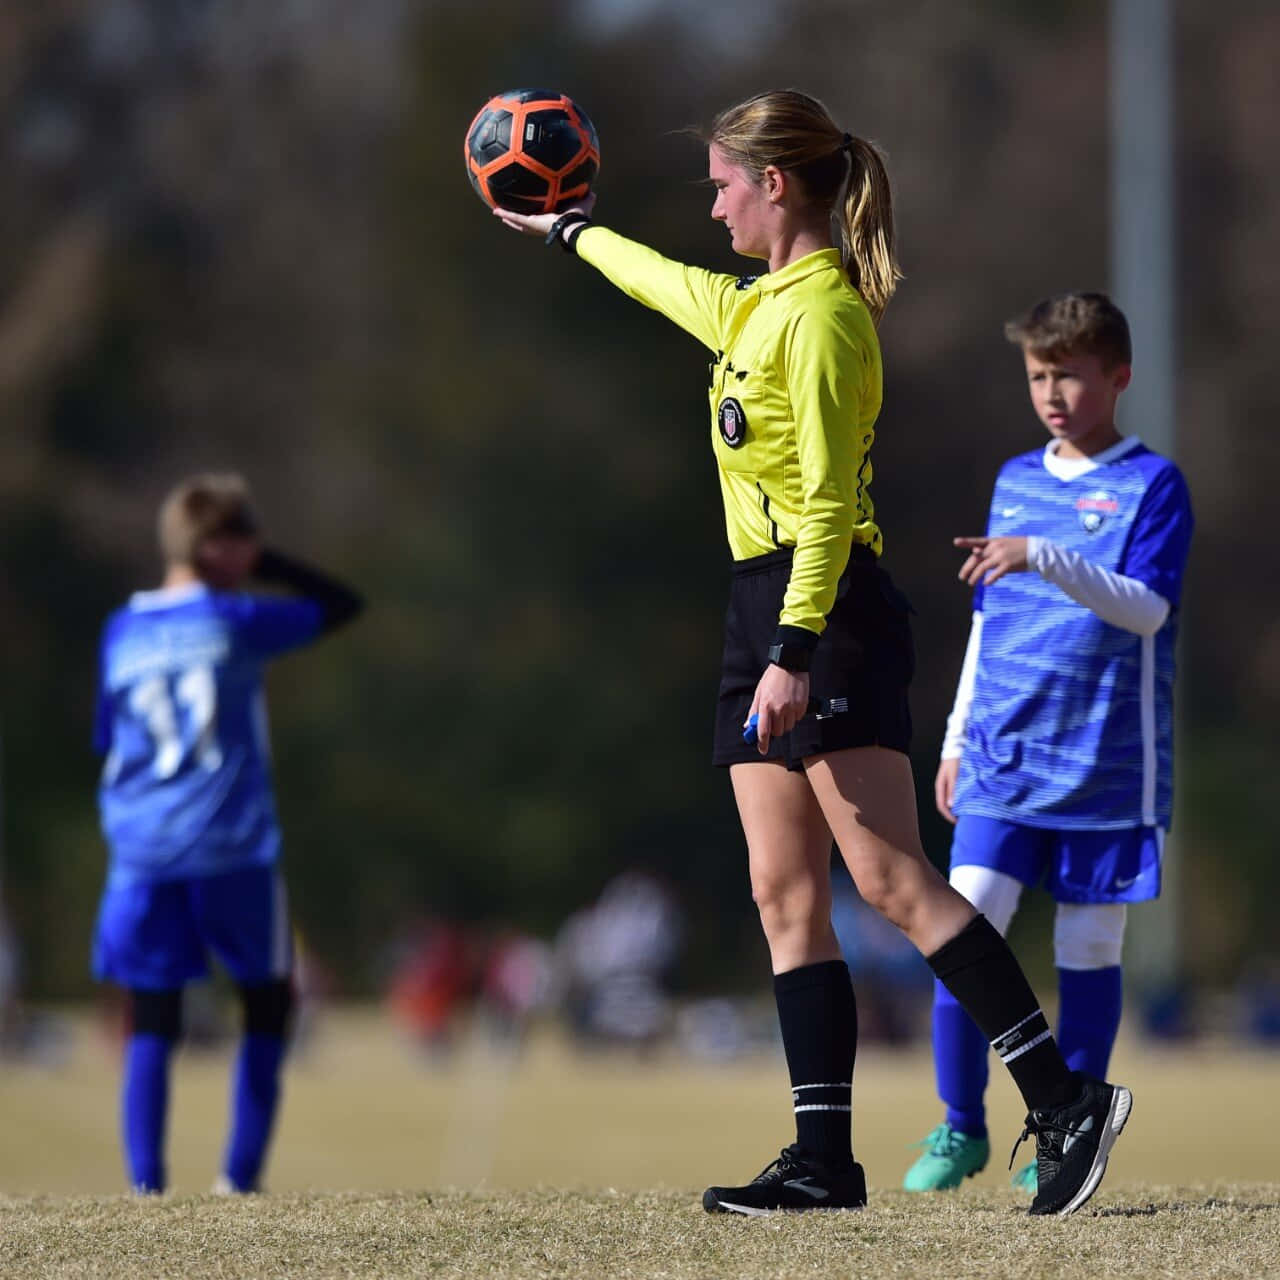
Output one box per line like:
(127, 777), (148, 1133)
(949, 814), (1163, 904)
(93, 863), (293, 990)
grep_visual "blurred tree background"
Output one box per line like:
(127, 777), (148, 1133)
(1, 0), (1276, 996)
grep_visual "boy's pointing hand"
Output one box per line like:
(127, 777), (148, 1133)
(954, 535), (1030, 587)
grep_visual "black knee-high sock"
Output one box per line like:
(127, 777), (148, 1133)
(773, 960), (857, 1167)
(926, 915), (1077, 1114)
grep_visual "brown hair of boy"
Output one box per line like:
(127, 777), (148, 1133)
(1004, 292), (1132, 368)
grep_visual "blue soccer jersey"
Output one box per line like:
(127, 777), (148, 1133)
(953, 439), (1193, 830)
(94, 583), (323, 886)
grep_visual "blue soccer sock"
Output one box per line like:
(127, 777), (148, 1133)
(223, 1033), (287, 1191)
(1057, 966), (1123, 1079)
(123, 1032), (174, 1192)
(931, 977), (991, 1137)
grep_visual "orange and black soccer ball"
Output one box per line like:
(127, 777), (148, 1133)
(464, 89), (599, 215)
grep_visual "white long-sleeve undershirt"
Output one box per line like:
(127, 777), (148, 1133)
(940, 547), (1172, 761)
(941, 611), (984, 760)
(1026, 537), (1171, 635)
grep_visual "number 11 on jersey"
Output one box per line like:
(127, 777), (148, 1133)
(128, 665), (222, 778)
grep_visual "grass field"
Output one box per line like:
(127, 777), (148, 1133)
(1, 1007), (1277, 1277)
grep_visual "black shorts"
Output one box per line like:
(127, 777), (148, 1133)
(712, 546), (915, 770)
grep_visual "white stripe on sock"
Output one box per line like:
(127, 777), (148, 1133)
(999, 1028), (1052, 1063)
(794, 1104), (853, 1113)
(991, 1009), (1041, 1047)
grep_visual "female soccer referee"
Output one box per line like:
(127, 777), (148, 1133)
(495, 89), (1131, 1217)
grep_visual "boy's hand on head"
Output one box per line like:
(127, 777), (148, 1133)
(195, 534), (261, 591)
(954, 536), (1029, 587)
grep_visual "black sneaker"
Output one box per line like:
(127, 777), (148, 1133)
(702, 1145), (867, 1216)
(1011, 1074), (1133, 1216)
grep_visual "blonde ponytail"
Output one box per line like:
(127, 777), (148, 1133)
(709, 91), (902, 324)
(839, 137), (901, 324)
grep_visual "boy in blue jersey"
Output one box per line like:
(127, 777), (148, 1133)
(903, 293), (1193, 1194)
(93, 473), (362, 1194)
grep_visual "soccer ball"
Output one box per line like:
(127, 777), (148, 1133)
(464, 89), (600, 215)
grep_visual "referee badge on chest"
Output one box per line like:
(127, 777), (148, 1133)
(717, 396), (747, 448)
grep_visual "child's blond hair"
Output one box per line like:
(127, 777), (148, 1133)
(157, 473), (258, 566)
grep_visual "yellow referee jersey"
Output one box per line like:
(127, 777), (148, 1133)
(575, 226), (883, 638)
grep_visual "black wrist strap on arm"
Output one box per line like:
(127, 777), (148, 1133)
(767, 624), (820, 673)
(254, 548), (364, 632)
(545, 212), (591, 253)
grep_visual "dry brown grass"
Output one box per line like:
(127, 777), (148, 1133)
(1, 1185), (1278, 1279)
(1, 1008), (1276, 1277)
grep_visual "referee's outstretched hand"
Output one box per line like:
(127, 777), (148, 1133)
(746, 664), (811, 755)
(492, 193), (596, 239)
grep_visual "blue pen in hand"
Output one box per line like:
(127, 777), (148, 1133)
(743, 698), (840, 746)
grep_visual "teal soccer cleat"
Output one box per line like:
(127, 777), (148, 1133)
(1011, 1160), (1038, 1193)
(903, 1123), (991, 1191)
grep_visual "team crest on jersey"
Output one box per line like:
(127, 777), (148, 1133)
(718, 397), (747, 448)
(1076, 491), (1119, 534)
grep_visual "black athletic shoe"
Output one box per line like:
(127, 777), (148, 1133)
(1011, 1074), (1133, 1216)
(702, 1145), (867, 1216)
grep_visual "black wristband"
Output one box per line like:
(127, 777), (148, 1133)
(767, 642), (812, 673)
(767, 624), (820, 673)
(545, 212), (591, 252)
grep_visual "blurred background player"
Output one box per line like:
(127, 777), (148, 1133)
(554, 870), (682, 1052)
(91, 473), (362, 1194)
(904, 294), (1193, 1195)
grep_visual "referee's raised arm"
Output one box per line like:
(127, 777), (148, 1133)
(493, 196), (738, 353)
